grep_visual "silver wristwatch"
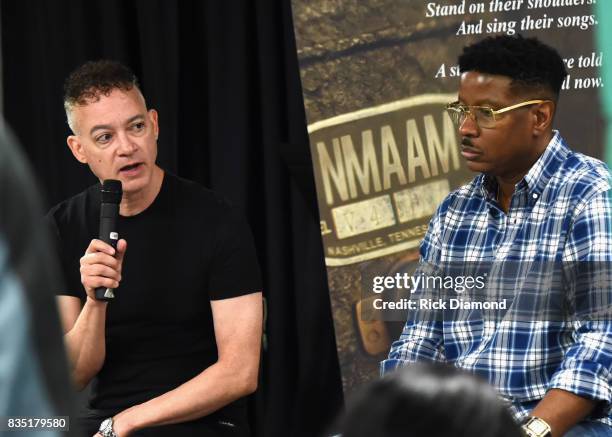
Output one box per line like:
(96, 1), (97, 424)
(522, 416), (552, 437)
(98, 417), (118, 437)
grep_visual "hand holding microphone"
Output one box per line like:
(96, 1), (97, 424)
(80, 238), (127, 302)
(79, 180), (127, 302)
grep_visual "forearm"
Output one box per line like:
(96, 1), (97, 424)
(533, 319), (612, 435)
(530, 389), (598, 437)
(114, 359), (258, 433)
(64, 298), (108, 390)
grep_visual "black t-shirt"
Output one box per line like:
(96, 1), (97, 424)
(46, 172), (261, 431)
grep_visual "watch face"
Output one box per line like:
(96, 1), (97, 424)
(526, 417), (550, 436)
(530, 420), (549, 434)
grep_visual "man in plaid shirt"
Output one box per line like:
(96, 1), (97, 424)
(381, 36), (612, 436)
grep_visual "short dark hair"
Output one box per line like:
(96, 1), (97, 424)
(335, 363), (522, 437)
(63, 60), (141, 131)
(458, 35), (567, 98)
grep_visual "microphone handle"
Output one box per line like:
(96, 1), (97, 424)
(94, 203), (119, 301)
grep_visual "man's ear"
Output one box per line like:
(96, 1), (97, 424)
(532, 101), (555, 137)
(67, 136), (88, 163)
(148, 109), (159, 140)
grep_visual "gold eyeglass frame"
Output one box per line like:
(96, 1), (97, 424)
(445, 99), (552, 128)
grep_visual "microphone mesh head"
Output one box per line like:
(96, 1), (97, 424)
(101, 179), (123, 204)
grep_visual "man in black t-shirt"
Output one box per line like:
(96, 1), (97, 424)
(47, 60), (262, 437)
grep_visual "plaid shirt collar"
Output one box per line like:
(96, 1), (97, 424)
(477, 130), (569, 207)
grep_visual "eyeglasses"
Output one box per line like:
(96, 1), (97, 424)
(445, 99), (551, 129)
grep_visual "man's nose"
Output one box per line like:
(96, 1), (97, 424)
(458, 113), (479, 137)
(116, 132), (137, 155)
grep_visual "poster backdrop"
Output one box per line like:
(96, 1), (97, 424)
(290, 0), (606, 395)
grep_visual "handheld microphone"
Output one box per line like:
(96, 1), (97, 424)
(95, 179), (122, 301)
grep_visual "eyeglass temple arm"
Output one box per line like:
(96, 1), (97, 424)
(493, 100), (550, 115)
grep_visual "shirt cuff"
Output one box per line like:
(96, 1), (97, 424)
(380, 358), (404, 377)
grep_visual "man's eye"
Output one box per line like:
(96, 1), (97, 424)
(131, 122), (145, 131)
(475, 108), (494, 119)
(96, 133), (112, 143)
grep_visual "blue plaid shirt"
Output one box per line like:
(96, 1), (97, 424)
(381, 132), (612, 424)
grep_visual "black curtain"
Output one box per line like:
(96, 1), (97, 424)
(1, 1), (343, 436)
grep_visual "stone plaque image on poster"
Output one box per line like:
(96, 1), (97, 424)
(290, 0), (605, 395)
(310, 94), (469, 266)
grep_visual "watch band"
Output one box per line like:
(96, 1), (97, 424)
(98, 417), (118, 437)
(522, 416), (552, 437)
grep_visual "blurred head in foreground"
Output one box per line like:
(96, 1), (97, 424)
(336, 363), (522, 437)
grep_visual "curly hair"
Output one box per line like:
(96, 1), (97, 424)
(63, 60), (141, 132)
(458, 35), (567, 98)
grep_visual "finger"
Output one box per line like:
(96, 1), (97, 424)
(80, 264), (121, 282)
(80, 252), (120, 269)
(82, 276), (119, 290)
(85, 239), (116, 256)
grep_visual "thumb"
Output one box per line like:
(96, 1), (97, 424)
(116, 239), (127, 262)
